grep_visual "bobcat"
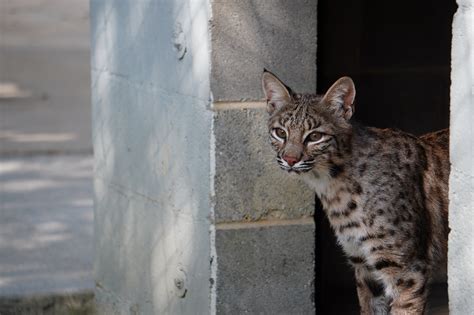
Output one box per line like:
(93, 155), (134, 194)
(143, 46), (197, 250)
(262, 70), (449, 314)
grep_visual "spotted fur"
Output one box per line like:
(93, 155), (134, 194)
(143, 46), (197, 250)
(262, 70), (450, 315)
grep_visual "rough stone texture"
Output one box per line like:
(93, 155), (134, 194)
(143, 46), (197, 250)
(216, 221), (315, 314)
(214, 108), (315, 223)
(210, 0), (318, 101)
(448, 0), (474, 314)
(91, 0), (212, 313)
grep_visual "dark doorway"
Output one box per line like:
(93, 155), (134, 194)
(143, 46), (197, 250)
(315, 0), (456, 314)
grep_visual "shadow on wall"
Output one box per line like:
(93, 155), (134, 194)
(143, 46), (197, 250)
(90, 1), (212, 313)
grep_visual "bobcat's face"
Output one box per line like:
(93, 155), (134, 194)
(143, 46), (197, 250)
(268, 97), (343, 173)
(262, 70), (356, 175)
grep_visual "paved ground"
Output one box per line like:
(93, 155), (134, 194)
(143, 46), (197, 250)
(0, 0), (91, 154)
(0, 155), (93, 296)
(0, 0), (94, 309)
(0, 47), (92, 155)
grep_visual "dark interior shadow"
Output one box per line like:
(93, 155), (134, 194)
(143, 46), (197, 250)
(315, 0), (456, 314)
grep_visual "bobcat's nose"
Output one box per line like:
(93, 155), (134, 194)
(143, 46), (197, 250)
(283, 155), (300, 167)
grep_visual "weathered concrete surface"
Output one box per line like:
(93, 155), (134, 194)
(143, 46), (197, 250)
(0, 155), (93, 297)
(214, 108), (314, 222)
(448, 0), (474, 314)
(91, 0), (213, 313)
(210, 0), (318, 101)
(0, 0), (91, 154)
(216, 221), (315, 314)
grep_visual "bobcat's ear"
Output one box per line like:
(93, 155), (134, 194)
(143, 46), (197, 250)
(262, 70), (292, 114)
(321, 77), (356, 120)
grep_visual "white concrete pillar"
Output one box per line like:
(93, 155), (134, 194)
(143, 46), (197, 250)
(449, 0), (474, 314)
(91, 1), (212, 313)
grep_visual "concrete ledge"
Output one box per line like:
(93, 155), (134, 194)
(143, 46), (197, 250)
(216, 217), (314, 230)
(216, 222), (315, 314)
(0, 291), (95, 315)
(212, 100), (266, 111)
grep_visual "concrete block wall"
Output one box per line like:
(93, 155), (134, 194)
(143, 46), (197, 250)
(210, 0), (318, 313)
(448, 0), (474, 313)
(215, 222), (315, 313)
(210, 0), (317, 101)
(91, 1), (213, 313)
(91, 0), (318, 313)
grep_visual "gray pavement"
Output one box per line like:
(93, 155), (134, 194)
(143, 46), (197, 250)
(0, 0), (91, 155)
(0, 155), (93, 297)
(0, 47), (92, 155)
(0, 0), (90, 50)
(0, 0), (94, 310)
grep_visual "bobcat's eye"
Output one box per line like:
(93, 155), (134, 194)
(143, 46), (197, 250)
(272, 128), (287, 140)
(306, 131), (323, 143)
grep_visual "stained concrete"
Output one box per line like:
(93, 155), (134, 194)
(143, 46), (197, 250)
(216, 221), (315, 314)
(214, 108), (315, 222)
(210, 0), (318, 101)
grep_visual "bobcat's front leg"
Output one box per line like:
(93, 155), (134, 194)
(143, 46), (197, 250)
(355, 278), (373, 314)
(354, 267), (389, 315)
(386, 270), (429, 315)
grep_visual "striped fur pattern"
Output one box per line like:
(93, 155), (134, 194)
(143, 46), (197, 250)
(262, 70), (450, 315)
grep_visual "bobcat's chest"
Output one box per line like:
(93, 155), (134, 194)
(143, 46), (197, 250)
(302, 170), (369, 258)
(300, 171), (331, 200)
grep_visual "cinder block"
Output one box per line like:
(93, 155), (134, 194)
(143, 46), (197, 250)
(214, 108), (315, 223)
(210, 0), (317, 101)
(216, 222), (315, 314)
